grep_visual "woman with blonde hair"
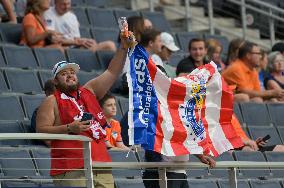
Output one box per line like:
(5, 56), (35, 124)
(206, 38), (225, 72)
(20, 0), (63, 51)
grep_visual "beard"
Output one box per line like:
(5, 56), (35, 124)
(56, 81), (80, 94)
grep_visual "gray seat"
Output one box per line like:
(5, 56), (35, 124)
(250, 179), (282, 188)
(218, 179), (250, 188)
(0, 23), (22, 44)
(187, 155), (209, 178)
(233, 151), (271, 178)
(33, 48), (65, 69)
(117, 96), (129, 115)
(267, 103), (284, 126)
(233, 103), (243, 125)
(115, 179), (145, 188)
(188, 179), (218, 188)
(264, 151), (284, 178)
(0, 122), (29, 146)
(141, 11), (171, 32)
(72, 7), (90, 27)
(79, 27), (92, 39)
(66, 48), (102, 72)
(71, 0), (85, 6)
(210, 152), (235, 178)
(4, 69), (42, 94)
(85, 0), (109, 7)
(77, 71), (99, 85)
(0, 47), (6, 67)
(3, 45), (38, 69)
(168, 53), (186, 67)
(21, 95), (45, 120)
(248, 126), (282, 146)
(91, 28), (119, 46)
(114, 9), (140, 21)
(96, 50), (115, 71)
(176, 32), (200, 52)
(87, 8), (117, 29)
(0, 70), (9, 92)
(0, 96), (25, 121)
(239, 102), (272, 126)
(38, 70), (53, 88)
(31, 148), (51, 177)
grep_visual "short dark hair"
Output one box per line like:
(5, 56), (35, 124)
(176, 60), (193, 76)
(238, 41), (258, 59)
(99, 93), (116, 107)
(140, 28), (161, 47)
(188, 38), (205, 51)
(44, 79), (55, 94)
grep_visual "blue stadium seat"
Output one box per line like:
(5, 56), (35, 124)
(87, 8), (117, 29)
(21, 95), (45, 120)
(0, 122), (29, 146)
(0, 47), (6, 67)
(250, 179), (282, 188)
(33, 48), (65, 69)
(264, 151), (284, 178)
(91, 28), (119, 46)
(0, 96), (25, 121)
(38, 70), (53, 88)
(168, 53), (186, 67)
(79, 27), (92, 39)
(239, 103), (272, 126)
(0, 149), (38, 177)
(31, 148), (51, 177)
(0, 23), (22, 44)
(233, 151), (271, 178)
(233, 103), (243, 125)
(218, 179), (250, 188)
(277, 127), (284, 144)
(4, 69), (42, 94)
(96, 51), (115, 71)
(141, 11), (171, 32)
(85, 0), (109, 7)
(3, 45), (38, 69)
(187, 154), (209, 178)
(0, 70), (9, 92)
(210, 152), (235, 178)
(114, 9), (140, 21)
(176, 32), (200, 52)
(188, 179), (218, 188)
(77, 71), (99, 85)
(72, 7), (90, 27)
(117, 96), (129, 115)
(267, 103), (284, 126)
(66, 48), (102, 72)
(248, 126), (282, 146)
(71, 0), (85, 6)
(1, 181), (40, 188)
(115, 179), (145, 188)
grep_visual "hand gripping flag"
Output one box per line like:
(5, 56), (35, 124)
(127, 45), (243, 157)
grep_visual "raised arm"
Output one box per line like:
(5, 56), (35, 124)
(84, 32), (136, 99)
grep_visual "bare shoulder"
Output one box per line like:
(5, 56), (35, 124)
(38, 95), (57, 112)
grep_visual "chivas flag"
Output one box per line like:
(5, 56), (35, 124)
(127, 45), (243, 157)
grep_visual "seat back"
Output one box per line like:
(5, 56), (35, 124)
(0, 23), (22, 44)
(0, 122), (29, 146)
(248, 126), (281, 146)
(33, 48), (65, 69)
(141, 11), (171, 32)
(21, 95), (45, 120)
(0, 96), (25, 121)
(72, 7), (90, 27)
(87, 8), (117, 29)
(176, 32), (200, 52)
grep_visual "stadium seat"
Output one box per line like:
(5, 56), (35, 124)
(87, 8), (117, 29)
(0, 95), (25, 121)
(0, 122), (29, 146)
(33, 48), (65, 70)
(239, 103), (272, 126)
(117, 96), (129, 115)
(71, 0), (85, 6)
(0, 70), (9, 92)
(115, 179), (145, 188)
(233, 103), (243, 125)
(31, 148), (51, 177)
(168, 53), (186, 67)
(79, 27), (92, 39)
(77, 71), (99, 85)
(176, 32), (200, 52)
(0, 23), (22, 44)
(276, 127), (284, 144)
(4, 69), (42, 94)
(210, 152), (235, 178)
(72, 7), (90, 27)
(218, 180), (250, 188)
(187, 154), (209, 178)
(96, 50), (115, 71)
(91, 28), (119, 46)
(85, 0), (109, 7)
(188, 179), (218, 188)
(0, 48), (6, 67)
(108, 150), (141, 179)
(264, 151), (284, 178)
(267, 103), (284, 126)
(1, 181), (40, 188)
(141, 11), (171, 32)
(247, 126), (282, 146)
(250, 179), (282, 188)
(21, 95), (45, 120)
(66, 48), (102, 72)
(0, 149), (38, 177)
(114, 9), (140, 21)
(3, 45), (38, 69)
(233, 151), (271, 178)
(38, 70), (53, 88)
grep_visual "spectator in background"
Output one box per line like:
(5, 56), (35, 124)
(151, 32), (179, 77)
(266, 51), (284, 92)
(176, 38), (208, 76)
(225, 38), (244, 66)
(20, 0), (64, 51)
(206, 38), (225, 72)
(144, 18), (152, 29)
(44, 0), (116, 52)
(1, 0), (17, 23)
(222, 41), (284, 103)
(31, 79), (56, 146)
(272, 42), (284, 55)
(99, 93), (129, 150)
(257, 50), (269, 91)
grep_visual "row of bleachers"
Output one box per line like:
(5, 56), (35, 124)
(234, 102), (284, 127)
(0, 94), (127, 122)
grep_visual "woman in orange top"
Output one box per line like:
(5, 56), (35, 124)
(20, 0), (63, 51)
(100, 93), (129, 150)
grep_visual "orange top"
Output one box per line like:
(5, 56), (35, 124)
(105, 119), (123, 147)
(222, 59), (261, 92)
(231, 113), (249, 141)
(20, 13), (46, 48)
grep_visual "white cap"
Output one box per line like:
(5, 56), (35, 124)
(161, 32), (179, 52)
(52, 61), (80, 78)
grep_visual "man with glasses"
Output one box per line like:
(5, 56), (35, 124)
(222, 41), (284, 102)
